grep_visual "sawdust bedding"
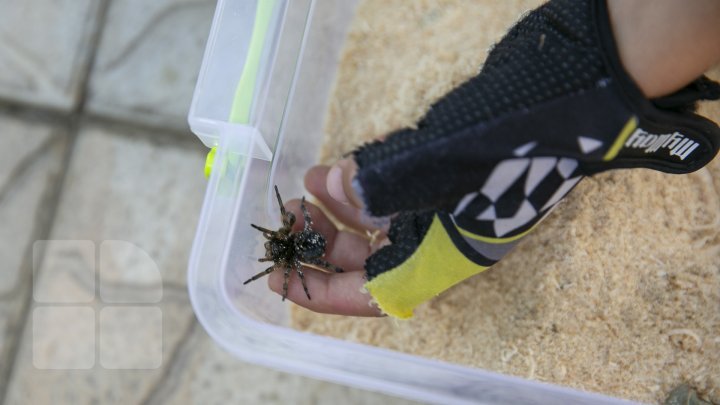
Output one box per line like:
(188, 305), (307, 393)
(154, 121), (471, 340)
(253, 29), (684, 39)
(290, 1), (720, 403)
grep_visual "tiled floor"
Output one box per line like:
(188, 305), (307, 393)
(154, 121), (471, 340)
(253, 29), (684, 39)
(0, 2), (419, 404)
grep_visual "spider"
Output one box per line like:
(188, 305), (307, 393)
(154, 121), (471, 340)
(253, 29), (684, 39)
(243, 185), (343, 300)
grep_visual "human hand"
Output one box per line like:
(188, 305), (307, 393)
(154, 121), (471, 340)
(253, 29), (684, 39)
(273, 0), (720, 319)
(266, 165), (386, 316)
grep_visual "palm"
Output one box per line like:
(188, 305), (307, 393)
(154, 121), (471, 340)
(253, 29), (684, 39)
(267, 165), (385, 316)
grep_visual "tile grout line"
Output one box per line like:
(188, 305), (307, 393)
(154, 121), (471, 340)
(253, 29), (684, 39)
(0, 122), (77, 405)
(0, 135), (57, 221)
(0, 135), (62, 303)
(139, 319), (200, 405)
(0, 99), (206, 152)
(0, 133), (72, 404)
(101, 0), (211, 72)
(0, 1), (113, 403)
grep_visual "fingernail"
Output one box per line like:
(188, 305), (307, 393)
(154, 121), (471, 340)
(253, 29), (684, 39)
(327, 164), (350, 205)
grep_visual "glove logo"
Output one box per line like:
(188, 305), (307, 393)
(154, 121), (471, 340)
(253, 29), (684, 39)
(624, 128), (699, 161)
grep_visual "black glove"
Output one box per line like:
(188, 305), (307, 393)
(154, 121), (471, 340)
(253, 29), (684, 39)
(354, 0), (720, 318)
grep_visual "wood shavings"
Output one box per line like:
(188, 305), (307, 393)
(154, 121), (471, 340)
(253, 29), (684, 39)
(292, 1), (720, 403)
(667, 329), (703, 351)
(500, 345), (518, 363)
(525, 349), (536, 380)
(365, 229), (386, 253)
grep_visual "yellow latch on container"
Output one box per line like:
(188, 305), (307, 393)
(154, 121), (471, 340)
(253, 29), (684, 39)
(204, 0), (276, 178)
(205, 146), (217, 178)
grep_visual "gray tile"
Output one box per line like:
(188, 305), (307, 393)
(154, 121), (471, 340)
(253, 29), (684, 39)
(0, 305), (11, 356)
(87, 0), (216, 130)
(35, 124), (206, 290)
(0, 112), (68, 399)
(145, 325), (422, 405)
(4, 289), (196, 405)
(0, 114), (65, 298)
(0, 0), (101, 110)
(5, 123), (207, 404)
(0, 300), (24, 399)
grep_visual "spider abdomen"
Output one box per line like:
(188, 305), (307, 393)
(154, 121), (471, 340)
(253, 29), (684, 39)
(294, 230), (327, 261)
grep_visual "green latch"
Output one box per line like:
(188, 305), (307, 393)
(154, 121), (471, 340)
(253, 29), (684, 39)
(205, 0), (276, 178)
(204, 146), (217, 179)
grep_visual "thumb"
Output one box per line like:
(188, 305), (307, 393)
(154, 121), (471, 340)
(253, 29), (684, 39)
(326, 158), (365, 209)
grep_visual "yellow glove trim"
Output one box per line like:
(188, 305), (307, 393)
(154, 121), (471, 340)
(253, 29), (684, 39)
(455, 221), (538, 244)
(364, 215), (489, 319)
(603, 116), (638, 161)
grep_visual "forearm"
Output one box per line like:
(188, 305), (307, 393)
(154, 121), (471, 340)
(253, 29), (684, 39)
(608, 0), (720, 98)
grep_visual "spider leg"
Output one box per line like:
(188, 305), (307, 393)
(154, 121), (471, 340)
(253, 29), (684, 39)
(294, 261), (311, 300)
(243, 265), (276, 285)
(281, 265), (292, 301)
(257, 257), (271, 262)
(251, 224), (277, 237)
(274, 185), (296, 229)
(304, 257), (343, 273)
(274, 185), (287, 219)
(300, 196), (312, 232)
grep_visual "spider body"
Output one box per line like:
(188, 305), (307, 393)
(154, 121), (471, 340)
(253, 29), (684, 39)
(244, 186), (343, 300)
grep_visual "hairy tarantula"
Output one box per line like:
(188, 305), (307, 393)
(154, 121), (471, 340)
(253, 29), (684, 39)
(244, 186), (343, 300)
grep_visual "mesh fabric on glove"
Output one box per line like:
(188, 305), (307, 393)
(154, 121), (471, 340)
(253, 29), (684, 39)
(353, 0), (720, 318)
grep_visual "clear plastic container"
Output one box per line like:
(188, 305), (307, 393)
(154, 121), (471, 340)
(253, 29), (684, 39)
(187, 1), (635, 403)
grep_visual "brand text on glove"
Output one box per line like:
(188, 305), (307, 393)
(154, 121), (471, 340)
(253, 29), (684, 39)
(624, 129), (699, 161)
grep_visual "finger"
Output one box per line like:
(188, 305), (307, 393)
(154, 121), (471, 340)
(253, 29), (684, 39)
(268, 268), (382, 317)
(326, 158), (362, 207)
(285, 199), (371, 272)
(305, 166), (390, 234)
